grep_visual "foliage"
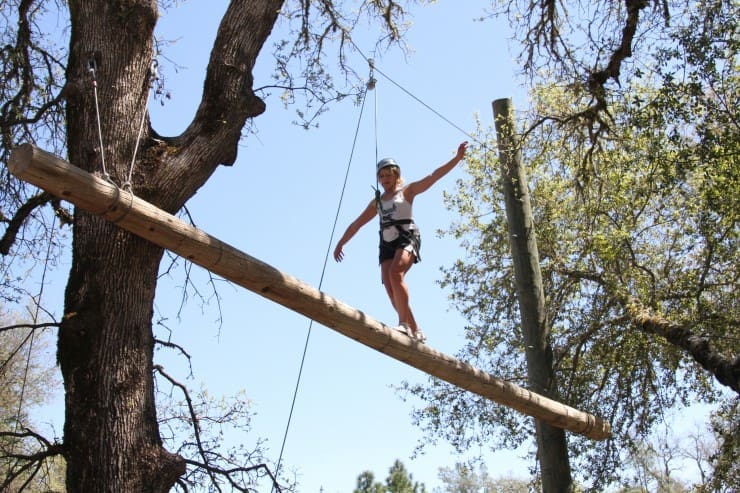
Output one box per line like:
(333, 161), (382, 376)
(355, 471), (387, 493)
(0, 311), (65, 491)
(620, 431), (695, 492)
(0, 0), (71, 303)
(610, 399), (738, 493)
(435, 462), (530, 493)
(354, 459), (427, 493)
(404, 0), (738, 489)
(154, 368), (287, 492)
(491, 0), (736, 143)
(701, 397), (739, 492)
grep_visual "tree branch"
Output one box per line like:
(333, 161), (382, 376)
(0, 192), (53, 255)
(624, 299), (739, 394)
(154, 365), (286, 492)
(186, 0), (284, 163)
(587, 0), (649, 90)
(0, 322), (59, 377)
(0, 321), (60, 335)
(181, 459), (283, 493)
(558, 267), (739, 393)
(0, 428), (65, 491)
(154, 364), (220, 488)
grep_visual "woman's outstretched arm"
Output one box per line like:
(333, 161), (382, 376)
(404, 141), (468, 202)
(333, 200), (377, 262)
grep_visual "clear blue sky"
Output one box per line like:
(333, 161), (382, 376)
(30, 1), (712, 492)
(152, 3), (527, 491)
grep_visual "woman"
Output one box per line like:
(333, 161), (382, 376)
(333, 141), (468, 342)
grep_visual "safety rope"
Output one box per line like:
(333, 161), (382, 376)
(370, 62), (479, 143)
(89, 57), (156, 192)
(125, 59), (158, 191)
(88, 60), (111, 183)
(346, 39), (481, 146)
(368, 58), (382, 208)
(272, 67), (375, 493)
(346, 39), (496, 203)
(369, 58), (379, 166)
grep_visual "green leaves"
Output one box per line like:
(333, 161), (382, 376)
(406, 5), (738, 486)
(353, 460), (427, 493)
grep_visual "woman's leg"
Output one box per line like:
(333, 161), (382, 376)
(380, 259), (397, 313)
(381, 249), (418, 332)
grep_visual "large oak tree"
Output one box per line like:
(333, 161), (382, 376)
(1, 0), (417, 491)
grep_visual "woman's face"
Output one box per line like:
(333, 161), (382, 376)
(377, 167), (399, 190)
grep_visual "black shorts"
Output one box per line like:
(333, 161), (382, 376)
(378, 228), (421, 264)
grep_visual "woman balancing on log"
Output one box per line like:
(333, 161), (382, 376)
(333, 142), (469, 343)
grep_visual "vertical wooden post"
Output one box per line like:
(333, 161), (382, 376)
(493, 98), (573, 490)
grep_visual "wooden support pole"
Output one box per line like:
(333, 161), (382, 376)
(9, 143), (612, 440)
(494, 97), (572, 487)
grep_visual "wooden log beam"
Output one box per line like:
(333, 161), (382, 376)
(8, 143), (612, 440)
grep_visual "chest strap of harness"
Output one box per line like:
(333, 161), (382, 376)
(380, 218), (414, 230)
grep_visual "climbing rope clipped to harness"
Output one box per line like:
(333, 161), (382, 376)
(368, 57), (384, 211)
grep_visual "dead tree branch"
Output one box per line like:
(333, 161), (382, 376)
(0, 428), (65, 491)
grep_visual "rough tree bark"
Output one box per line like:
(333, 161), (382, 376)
(59, 1), (283, 491)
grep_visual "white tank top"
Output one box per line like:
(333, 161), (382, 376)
(378, 189), (417, 241)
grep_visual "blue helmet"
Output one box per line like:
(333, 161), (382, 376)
(376, 157), (400, 174)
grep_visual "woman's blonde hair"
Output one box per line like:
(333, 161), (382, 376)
(378, 166), (404, 187)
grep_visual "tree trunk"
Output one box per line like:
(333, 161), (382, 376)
(493, 98), (572, 491)
(61, 1), (180, 491)
(59, 220), (183, 491)
(59, 0), (282, 490)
